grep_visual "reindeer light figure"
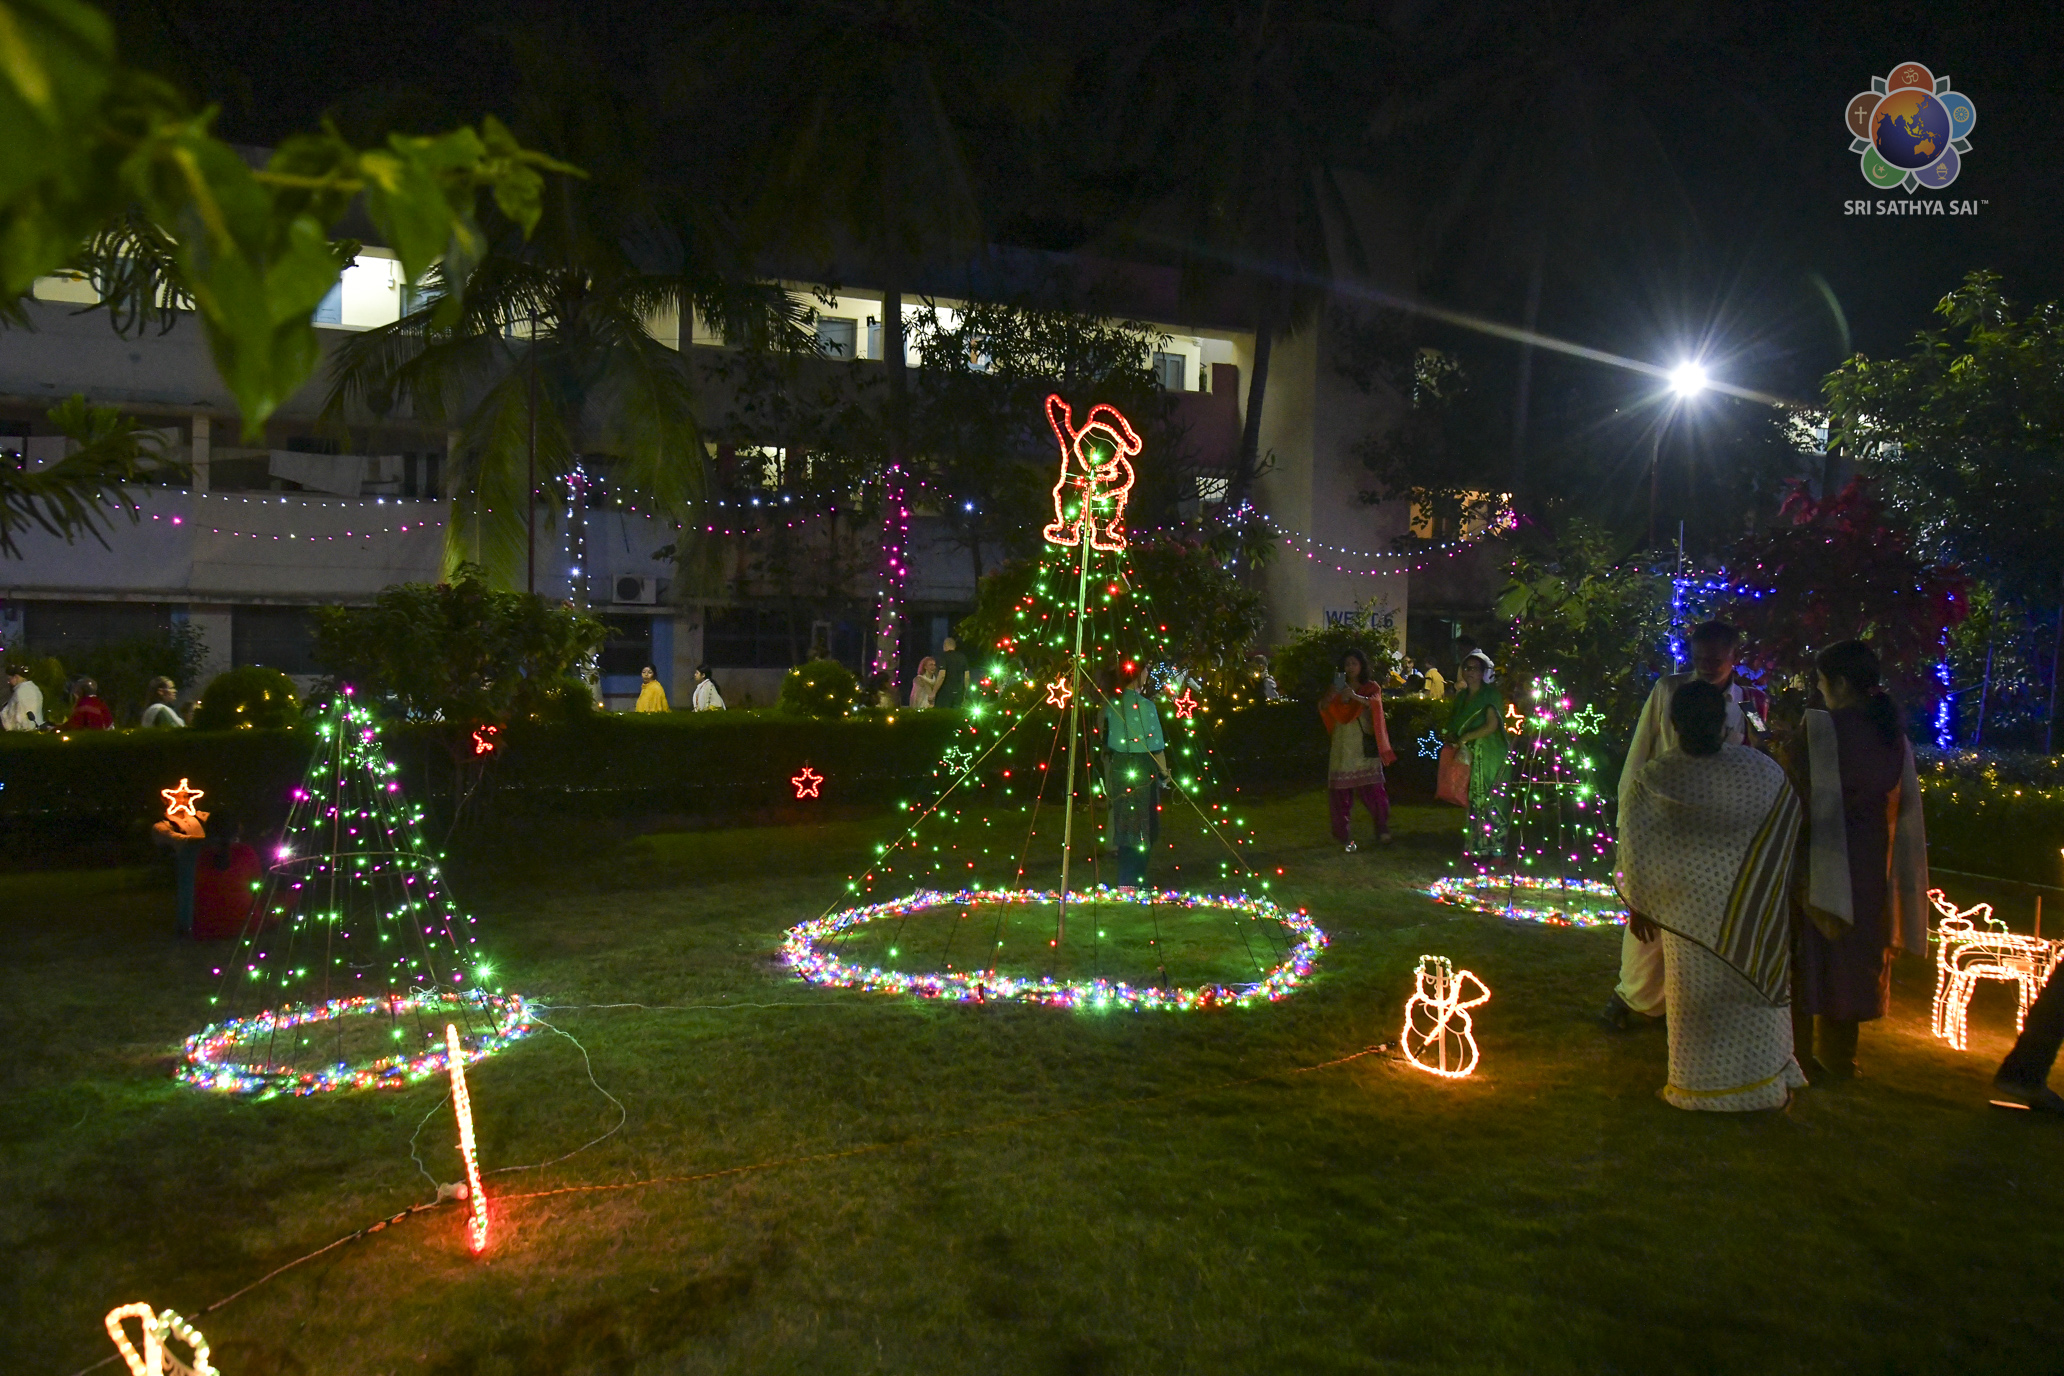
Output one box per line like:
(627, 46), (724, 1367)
(1930, 888), (2061, 1052)
(1400, 953), (1492, 1078)
(1042, 394), (1140, 553)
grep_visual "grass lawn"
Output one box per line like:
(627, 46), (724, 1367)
(6, 792), (2062, 1375)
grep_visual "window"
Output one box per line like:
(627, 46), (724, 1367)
(597, 615), (653, 677)
(866, 316), (881, 359)
(232, 607), (320, 674)
(816, 317), (858, 358)
(1152, 351), (1186, 391)
(23, 601), (173, 657)
(704, 607), (809, 668)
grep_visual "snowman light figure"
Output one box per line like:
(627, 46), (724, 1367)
(105, 1303), (216, 1376)
(1042, 393), (1140, 552)
(1400, 953), (1491, 1078)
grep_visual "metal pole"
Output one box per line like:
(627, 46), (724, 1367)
(1055, 498), (1093, 943)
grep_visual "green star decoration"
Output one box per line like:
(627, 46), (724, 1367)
(942, 744), (976, 774)
(1569, 706), (1604, 735)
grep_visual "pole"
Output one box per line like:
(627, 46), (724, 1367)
(1055, 498), (1093, 943)
(1647, 423), (1662, 547)
(526, 313), (538, 596)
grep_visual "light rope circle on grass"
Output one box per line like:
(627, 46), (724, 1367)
(1426, 873), (1627, 927)
(179, 990), (531, 1096)
(782, 887), (1325, 1010)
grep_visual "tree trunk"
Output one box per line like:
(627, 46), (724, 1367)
(874, 276), (908, 679)
(1231, 321), (1274, 508)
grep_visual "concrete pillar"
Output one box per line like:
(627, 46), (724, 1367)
(190, 414), (210, 493)
(671, 606), (702, 698)
(184, 603), (234, 688)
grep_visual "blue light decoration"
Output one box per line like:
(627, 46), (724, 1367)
(1417, 730), (1443, 760)
(1934, 657), (1954, 750)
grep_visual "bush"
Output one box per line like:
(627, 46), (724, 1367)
(779, 659), (859, 718)
(193, 667), (301, 730)
(1270, 621), (1402, 704)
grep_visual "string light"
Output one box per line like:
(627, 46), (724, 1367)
(1400, 954), (1491, 1078)
(183, 690), (525, 1095)
(104, 1303), (216, 1376)
(792, 765), (824, 799)
(180, 990), (529, 1095)
(1930, 888), (2059, 1051)
(783, 887), (1324, 1010)
(1415, 730), (1443, 760)
(471, 725), (499, 756)
(1426, 674), (1624, 926)
(444, 1022), (490, 1253)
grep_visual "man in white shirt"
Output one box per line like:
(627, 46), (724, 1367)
(2, 663), (45, 731)
(1602, 621), (1770, 1030)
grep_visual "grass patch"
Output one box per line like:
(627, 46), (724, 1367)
(6, 794), (2063, 1374)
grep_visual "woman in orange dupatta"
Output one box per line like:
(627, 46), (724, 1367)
(1320, 647), (1397, 852)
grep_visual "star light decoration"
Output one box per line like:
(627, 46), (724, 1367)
(792, 765), (824, 799)
(1169, 687), (1200, 720)
(1568, 706), (1604, 735)
(1046, 676), (1074, 709)
(471, 724), (500, 756)
(1416, 730), (1443, 760)
(941, 743), (975, 775)
(1503, 701), (1525, 734)
(161, 777), (204, 819)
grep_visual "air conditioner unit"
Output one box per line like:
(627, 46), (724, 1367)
(612, 575), (658, 605)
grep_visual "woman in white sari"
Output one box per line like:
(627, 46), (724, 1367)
(1618, 681), (1806, 1111)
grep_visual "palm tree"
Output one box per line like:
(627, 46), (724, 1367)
(323, 32), (809, 596)
(710, 0), (1061, 672)
(1093, 0), (1395, 507)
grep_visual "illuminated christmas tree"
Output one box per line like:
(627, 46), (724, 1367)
(1428, 673), (1625, 927)
(782, 395), (1323, 1009)
(180, 690), (527, 1095)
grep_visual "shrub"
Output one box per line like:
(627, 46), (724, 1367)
(779, 659), (859, 719)
(193, 667), (301, 730)
(1270, 621), (1401, 704)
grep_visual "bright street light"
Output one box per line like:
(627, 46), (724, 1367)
(1668, 361), (1709, 398)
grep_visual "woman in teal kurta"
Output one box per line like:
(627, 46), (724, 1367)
(1447, 651), (1512, 860)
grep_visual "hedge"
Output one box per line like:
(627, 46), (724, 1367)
(0, 695), (1479, 868)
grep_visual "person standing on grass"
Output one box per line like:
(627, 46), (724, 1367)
(65, 678), (113, 729)
(1617, 680), (1807, 1111)
(1103, 660), (1172, 890)
(634, 665), (670, 713)
(2, 662), (45, 730)
(691, 665), (725, 712)
(909, 656), (944, 709)
(1320, 646), (1396, 852)
(936, 636), (970, 708)
(1991, 968), (2064, 1112)
(1447, 650), (1511, 861)
(141, 676), (185, 728)
(1782, 639), (1927, 1080)
(1601, 621), (1769, 1032)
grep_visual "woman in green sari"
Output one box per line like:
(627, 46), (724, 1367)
(1447, 651), (1512, 860)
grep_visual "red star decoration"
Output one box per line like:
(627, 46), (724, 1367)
(792, 766), (824, 799)
(471, 725), (500, 756)
(1045, 676), (1073, 708)
(1170, 688), (1200, 720)
(161, 777), (204, 819)
(1503, 702), (1525, 733)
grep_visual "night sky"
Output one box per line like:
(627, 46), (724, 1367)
(108, 0), (2063, 393)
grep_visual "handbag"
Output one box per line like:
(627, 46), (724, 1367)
(1436, 743), (1471, 807)
(1361, 722), (1383, 759)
